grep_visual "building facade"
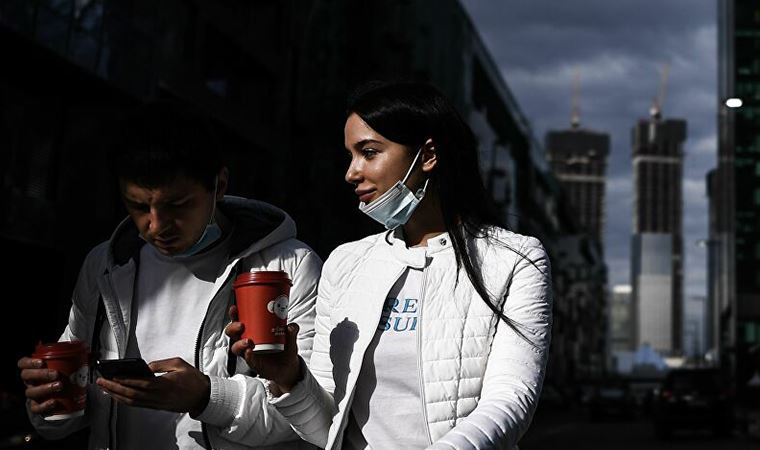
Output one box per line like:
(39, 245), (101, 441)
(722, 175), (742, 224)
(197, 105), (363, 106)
(543, 121), (610, 384)
(714, 0), (760, 394)
(610, 284), (634, 353)
(683, 296), (707, 360)
(609, 284), (642, 374)
(631, 112), (686, 356)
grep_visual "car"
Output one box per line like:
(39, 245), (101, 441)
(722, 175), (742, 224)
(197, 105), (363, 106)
(652, 368), (734, 438)
(588, 380), (636, 420)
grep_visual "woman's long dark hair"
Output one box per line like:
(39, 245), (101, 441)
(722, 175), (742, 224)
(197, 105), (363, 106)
(348, 81), (538, 337)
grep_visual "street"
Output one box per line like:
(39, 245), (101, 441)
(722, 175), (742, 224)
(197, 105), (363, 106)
(519, 407), (758, 450)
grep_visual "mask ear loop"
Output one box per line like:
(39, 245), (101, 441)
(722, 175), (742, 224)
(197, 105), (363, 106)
(208, 175), (219, 226)
(416, 178), (430, 198)
(403, 147), (430, 199)
(401, 147), (424, 185)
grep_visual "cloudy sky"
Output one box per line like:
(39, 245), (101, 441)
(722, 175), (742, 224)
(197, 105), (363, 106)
(462, 0), (717, 299)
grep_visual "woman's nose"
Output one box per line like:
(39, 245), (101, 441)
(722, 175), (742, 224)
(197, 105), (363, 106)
(345, 160), (362, 185)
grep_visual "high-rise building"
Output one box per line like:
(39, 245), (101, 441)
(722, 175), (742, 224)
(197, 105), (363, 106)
(610, 284), (634, 352)
(683, 296), (707, 360)
(714, 0), (760, 393)
(705, 168), (721, 360)
(631, 108), (686, 356)
(543, 101), (609, 382)
(608, 284), (635, 373)
(546, 124), (610, 243)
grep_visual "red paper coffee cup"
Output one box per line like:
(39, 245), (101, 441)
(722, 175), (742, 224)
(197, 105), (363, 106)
(32, 340), (89, 421)
(233, 271), (292, 353)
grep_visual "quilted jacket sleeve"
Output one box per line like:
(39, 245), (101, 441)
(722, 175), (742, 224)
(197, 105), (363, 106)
(267, 251), (340, 447)
(428, 236), (553, 450)
(198, 249), (324, 447)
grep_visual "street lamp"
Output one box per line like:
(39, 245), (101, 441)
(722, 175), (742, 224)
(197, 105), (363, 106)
(725, 98), (743, 108)
(696, 238), (710, 248)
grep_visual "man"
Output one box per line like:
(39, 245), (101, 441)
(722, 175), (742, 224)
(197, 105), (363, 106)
(17, 101), (320, 449)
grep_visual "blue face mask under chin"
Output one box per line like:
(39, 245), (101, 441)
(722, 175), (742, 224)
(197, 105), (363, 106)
(358, 147), (429, 230)
(173, 178), (222, 258)
(174, 221), (222, 257)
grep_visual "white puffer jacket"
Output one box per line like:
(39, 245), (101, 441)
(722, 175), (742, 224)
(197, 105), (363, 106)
(272, 227), (553, 450)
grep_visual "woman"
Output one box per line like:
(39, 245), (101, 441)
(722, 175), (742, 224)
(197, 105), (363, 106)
(228, 81), (552, 450)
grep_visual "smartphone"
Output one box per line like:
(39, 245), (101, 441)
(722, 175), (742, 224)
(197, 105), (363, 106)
(96, 358), (155, 379)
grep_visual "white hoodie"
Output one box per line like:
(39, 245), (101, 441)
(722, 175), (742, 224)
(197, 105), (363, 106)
(29, 196), (321, 450)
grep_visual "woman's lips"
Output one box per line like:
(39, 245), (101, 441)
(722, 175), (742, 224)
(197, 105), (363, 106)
(357, 190), (376, 203)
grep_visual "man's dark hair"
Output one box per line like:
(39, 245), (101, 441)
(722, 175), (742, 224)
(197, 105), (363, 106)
(110, 100), (223, 190)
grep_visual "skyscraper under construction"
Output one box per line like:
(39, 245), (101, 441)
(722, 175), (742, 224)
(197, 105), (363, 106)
(546, 123), (609, 244)
(631, 101), (686, 356)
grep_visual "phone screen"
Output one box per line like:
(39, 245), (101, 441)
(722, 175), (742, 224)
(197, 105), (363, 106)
(96, 358), (155, 379)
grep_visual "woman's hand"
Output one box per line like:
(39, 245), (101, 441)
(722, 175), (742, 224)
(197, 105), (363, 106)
(225, 305), (303, 392)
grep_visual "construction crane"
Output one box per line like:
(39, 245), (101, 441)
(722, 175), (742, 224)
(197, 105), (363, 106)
(571, 69), (581, 129)
(650, 62), (670, 120)
(648, 63), (670, 143)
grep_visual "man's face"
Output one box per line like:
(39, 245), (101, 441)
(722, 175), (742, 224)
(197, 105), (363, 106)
(120, 174), (223, 256)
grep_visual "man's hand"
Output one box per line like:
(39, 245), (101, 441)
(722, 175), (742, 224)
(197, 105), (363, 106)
(95, 358), (210, 415)
(225, 305), (302, 392)
(18, 357), (64, 415)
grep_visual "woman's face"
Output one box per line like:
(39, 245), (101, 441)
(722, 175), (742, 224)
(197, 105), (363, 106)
(343, 113), (427, 204)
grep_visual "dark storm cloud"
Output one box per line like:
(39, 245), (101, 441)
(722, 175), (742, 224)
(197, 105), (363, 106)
(462, 1), (717, 296)
(465, 0), (715, 68)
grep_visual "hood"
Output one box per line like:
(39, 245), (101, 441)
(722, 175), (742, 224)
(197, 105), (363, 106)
(106, 195), (297, 268)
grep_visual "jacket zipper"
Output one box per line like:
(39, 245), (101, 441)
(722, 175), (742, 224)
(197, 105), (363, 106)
(416, 266), (433, 445)
(106, 251), (144, 450)
(195, 295), (214, 450)
(104, 255), (139, 450)
(105, 271), (120, 450)
(107, 399), (115, 450)
(195, 271), (237, 450)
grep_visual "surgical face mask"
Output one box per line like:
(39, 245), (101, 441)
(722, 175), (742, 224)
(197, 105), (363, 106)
(358, 148), (429, 230)
(173, 177), (222, 257)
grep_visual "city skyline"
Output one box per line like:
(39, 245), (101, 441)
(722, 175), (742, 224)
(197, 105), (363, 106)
(463, 0), (716, 299)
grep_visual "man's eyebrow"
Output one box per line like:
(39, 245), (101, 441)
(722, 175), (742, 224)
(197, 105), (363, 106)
(124, 194), (194, 205)
(166, 194), (193, 204)
(123, 197), (145, 205)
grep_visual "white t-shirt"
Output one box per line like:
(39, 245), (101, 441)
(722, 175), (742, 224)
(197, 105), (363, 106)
(343, 247), (430, 450)
(117, 235), (231, 450)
